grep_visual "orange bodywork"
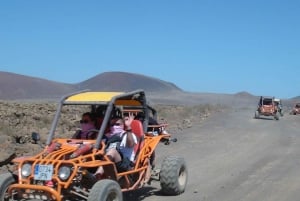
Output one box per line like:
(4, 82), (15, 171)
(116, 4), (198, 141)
(8, 133), (170, 201)
(259, 105), (276, 115)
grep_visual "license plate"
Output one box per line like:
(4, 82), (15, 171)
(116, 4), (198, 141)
(34, 164), (53, 181)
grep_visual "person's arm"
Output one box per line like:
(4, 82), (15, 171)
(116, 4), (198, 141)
(125, 131), (136, 147)
(124, 112), (136, 147)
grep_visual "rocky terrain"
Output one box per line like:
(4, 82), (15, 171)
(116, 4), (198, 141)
(0, 100), (222, 174)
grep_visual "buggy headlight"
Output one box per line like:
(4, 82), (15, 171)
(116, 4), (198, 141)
(58, 166), (71, 181)
(21, 163), (32, 177)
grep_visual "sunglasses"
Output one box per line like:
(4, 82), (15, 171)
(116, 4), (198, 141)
(80, 120), (90, 124)
(111, 122), (122, 126)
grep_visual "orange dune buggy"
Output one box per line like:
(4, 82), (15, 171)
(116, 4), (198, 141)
(0, 90), (187, 201)
(254, 96), (279, 120)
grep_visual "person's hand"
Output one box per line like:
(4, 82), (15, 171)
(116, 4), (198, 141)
(124, 112), (135, 129)
(124, 112), (136, 147)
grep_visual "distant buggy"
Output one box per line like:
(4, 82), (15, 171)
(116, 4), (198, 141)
(255, 96), (279, 120)
(290, 103), (300, 115)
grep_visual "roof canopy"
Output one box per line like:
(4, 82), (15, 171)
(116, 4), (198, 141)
(65, 92), (123, 103)
(62, 90), (145, 106)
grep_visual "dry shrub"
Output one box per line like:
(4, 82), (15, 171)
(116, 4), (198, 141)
(153, 104), (223, 133)
(0, 101), (223, 140)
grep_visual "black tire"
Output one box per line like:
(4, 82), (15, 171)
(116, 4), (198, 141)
(274, 113), (279, 120)
(0, 173), (16, 201)
(254, 111), (259, 119)
(160, 156), (188, 195)
(88, 179), (122, 201)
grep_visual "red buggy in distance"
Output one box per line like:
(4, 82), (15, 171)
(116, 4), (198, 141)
(254, 96), (279, 120)
(290, 103), (300, 115)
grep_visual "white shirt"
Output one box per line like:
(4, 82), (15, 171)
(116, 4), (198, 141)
(119, 133), (138, 161)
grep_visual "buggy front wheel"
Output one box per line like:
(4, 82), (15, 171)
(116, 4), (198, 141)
(0, 173), (16, 201)
(160, 156), (188, 195)
(254, 111), (260, 119)
(88, 179), (122, 201)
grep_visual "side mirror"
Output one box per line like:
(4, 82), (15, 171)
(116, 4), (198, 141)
(31, 132), (40, 144)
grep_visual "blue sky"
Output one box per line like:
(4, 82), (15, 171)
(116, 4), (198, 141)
(0, 1), (299, 98)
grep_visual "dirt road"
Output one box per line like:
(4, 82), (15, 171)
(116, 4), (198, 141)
(125, 107), (300, 201)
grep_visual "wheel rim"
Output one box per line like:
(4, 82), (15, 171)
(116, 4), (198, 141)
(178, 166), (187, 186)
(2, 186), (10, 201)
(107, 190), (119, 201)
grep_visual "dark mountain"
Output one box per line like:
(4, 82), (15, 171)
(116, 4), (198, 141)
(291, 96), (300, 100)
(234, 91), (256, 98)
(0, 72), (75, 100)
(0, 71), (182, 100)
(76, 71), (182, 93)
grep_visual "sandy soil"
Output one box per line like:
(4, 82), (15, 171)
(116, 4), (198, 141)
(125, 107), (300, 201)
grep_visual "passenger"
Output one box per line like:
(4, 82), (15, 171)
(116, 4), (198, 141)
(72, 112), (98, 139)
(95, 113), (137, 176)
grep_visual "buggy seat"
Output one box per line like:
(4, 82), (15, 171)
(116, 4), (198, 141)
(130, 120), (145, 160)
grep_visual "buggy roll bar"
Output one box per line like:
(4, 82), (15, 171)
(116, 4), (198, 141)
(46, 90), (90, 145)
(46, 89), (149, 150)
